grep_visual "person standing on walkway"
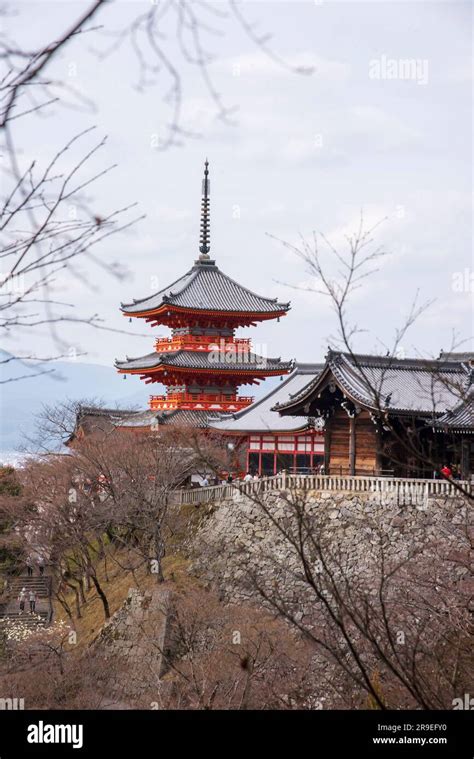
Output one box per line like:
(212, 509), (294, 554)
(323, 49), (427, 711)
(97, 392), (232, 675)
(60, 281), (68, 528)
(18, 588), (26, 614)
(28, 590), (36, 614)
(37, 556), (45, 576)
(26, 556), (33, 577)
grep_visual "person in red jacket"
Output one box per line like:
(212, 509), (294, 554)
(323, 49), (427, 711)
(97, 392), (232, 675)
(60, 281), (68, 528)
(440, 464), (453, 479)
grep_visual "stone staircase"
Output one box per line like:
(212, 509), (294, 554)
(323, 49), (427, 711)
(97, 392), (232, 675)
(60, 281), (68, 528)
(0, 574), (52, 629)
(0, 609), (49, 628)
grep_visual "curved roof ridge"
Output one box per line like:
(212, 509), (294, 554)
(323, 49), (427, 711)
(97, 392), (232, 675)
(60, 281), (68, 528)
(333, 351), (468, 372)
(78, 406), (139, 418)
(121, 267), (198, 311)
(115, 350), (168, 367)
(276, 367), (327, 408)
(293, 362), (325, 373)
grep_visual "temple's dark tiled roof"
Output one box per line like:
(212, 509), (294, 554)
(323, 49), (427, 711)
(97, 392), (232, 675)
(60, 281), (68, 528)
(433, 395), (474, 432)
(121, 259), (290, 316)
(438, 350), (474, 365)
(66, 406), (157, 443)
(114, 410), (161, 428)
(275, 351), (472, 417)
(76, 406), (158, 428)
(75, 406), (210, 431)
(152, 409), (210, 427)
(115, 408), (209, 428)
(116, 349), (292, 374)
(78, 406), (139, 420)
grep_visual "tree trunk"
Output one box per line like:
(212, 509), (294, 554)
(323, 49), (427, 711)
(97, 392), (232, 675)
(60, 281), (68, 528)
(90, 573), (110, 619)
(239, 658), (254, 710)
(55, 593), (73, 621)
(64, 581), (82, 618)
(77, 578), (86, 605)
(153, 523), (165, 583)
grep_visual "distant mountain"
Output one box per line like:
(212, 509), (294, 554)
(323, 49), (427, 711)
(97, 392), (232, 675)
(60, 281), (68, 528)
(0, 356), (279, 454)
(0, 358), (151, 454)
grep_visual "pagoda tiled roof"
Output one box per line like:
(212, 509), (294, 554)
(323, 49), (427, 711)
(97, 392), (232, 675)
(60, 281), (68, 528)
(116, 349), (293, 374)
(275, 351), (472, 417)
(121, 258), (290, 316)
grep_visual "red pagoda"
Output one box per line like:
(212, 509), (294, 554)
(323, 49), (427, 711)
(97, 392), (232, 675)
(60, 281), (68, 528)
(116, 161), (292, 424)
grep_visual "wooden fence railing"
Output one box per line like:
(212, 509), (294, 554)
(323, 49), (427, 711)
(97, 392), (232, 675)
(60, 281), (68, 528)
(173, 473), (472, 506)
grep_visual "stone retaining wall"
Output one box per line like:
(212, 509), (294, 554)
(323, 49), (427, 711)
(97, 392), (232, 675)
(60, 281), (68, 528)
(96, 587), (174, 701)
(190, 487), (470, 604)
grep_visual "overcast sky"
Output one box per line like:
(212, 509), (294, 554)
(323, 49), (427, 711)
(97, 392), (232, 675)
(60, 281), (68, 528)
(5, 1), (473, 390)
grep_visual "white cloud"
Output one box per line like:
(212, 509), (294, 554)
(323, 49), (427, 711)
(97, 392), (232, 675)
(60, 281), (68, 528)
(3, 0), (471, 374)
(218, 51), (351, 82)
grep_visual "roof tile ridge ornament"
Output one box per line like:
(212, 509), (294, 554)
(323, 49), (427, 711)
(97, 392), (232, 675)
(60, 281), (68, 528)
(197, 158), (211, 263)
(328, 349), (343, 365)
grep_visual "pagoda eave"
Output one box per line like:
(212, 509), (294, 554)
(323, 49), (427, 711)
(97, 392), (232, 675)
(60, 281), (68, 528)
(117, 365), (291, 381)
(122, 304), (289, 327)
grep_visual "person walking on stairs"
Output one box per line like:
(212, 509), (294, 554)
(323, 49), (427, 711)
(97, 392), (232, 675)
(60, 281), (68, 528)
(26, 556), (34, 577)
(18, 587), (26, 614)
(29, 590), (36, 614)
(37, 556), (45, 576)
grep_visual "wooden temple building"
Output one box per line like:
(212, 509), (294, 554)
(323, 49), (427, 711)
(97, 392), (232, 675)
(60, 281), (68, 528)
(274, 350), (474, 479)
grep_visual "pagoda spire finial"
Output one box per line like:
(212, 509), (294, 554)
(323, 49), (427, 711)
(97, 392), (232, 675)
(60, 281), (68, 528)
(198, 158), (211, 259)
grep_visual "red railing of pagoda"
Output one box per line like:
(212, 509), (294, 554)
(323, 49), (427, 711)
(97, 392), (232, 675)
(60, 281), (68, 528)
(154, 335), (252, 353)
(149, 392), (254, 411)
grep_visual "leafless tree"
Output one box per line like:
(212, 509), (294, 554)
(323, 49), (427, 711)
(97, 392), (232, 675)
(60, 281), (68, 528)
(202, 483), (473, 710)
(0, 125), (143, 383)
(123, 587), (318, 710)
(83, 428), (196, 583)
(23, 397), (142, 454)
(4, 455), (114, 621)
(1, 1), (313, 382)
